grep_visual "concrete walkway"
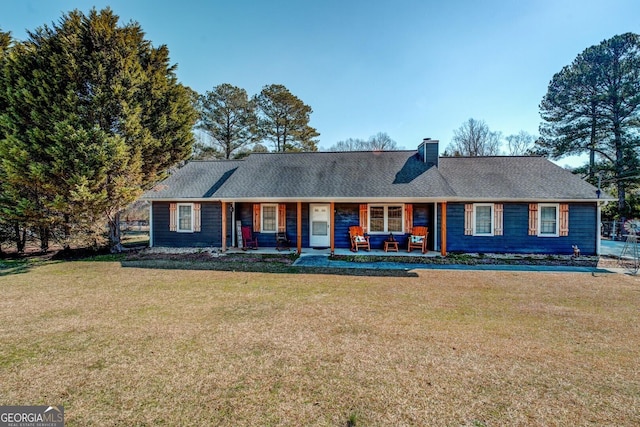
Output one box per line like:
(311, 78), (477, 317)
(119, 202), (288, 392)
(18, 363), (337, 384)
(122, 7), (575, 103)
(292, 253), (620, 273)
(292, 241), (640, 273)
(601, 238), (638, 258)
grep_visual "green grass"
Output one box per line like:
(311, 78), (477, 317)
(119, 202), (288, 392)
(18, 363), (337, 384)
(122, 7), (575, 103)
(0, 261), (639, 425)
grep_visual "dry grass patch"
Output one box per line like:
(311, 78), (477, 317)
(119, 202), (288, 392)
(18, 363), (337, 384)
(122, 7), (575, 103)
(0, 262), (639, 426)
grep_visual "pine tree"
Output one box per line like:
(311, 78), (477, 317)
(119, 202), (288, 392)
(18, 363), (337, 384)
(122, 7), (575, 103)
(198, 83), (258, 159)
(0, 8), (196, 252)
(254, 84), (319, 152)
(539, 33), (640, 215)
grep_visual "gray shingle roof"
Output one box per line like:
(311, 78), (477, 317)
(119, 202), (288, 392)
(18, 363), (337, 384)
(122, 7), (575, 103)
(438, 156), (602, 200)
(215, 151), (456, 199)
(142, 160), (241, 199)
(142, 151), (606, 201)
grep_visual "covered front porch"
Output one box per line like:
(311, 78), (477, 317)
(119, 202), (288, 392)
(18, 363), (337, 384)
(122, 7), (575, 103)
(220, 200), (449, 256)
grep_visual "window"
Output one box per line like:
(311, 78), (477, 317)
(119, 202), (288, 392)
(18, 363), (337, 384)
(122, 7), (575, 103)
(261, 204), (278, 233)
(465, 203), (502, 236)
(539, 204), (559, 236)
(473, 204), (493, 236)
(170, 203), (201, 232)
(369, 205), (403, 233)
(387, 206), (403, 232)
(370, 206), (384, 232)
(177, 203), (193, 232)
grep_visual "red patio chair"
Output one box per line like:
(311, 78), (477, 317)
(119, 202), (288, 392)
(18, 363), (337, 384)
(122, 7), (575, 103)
(241, 226), (258, 250)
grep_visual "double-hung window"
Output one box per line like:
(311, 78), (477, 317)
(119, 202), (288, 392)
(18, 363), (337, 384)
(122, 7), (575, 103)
(177, 203), (193, 232)
(465, 203), (503, 236)
(473, 204), (494, 236)
(369, 205), (403, 233)
(538, 204), (559, 237)
(261, 204), (278, 233)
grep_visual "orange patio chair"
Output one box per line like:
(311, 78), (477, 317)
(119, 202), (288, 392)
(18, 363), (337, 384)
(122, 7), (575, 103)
(349, 226), (370, 252)
(407, 226), (428, 254)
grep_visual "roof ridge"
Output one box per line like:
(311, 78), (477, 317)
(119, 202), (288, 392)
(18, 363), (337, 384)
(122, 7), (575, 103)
(443, 155), (544, 159)
(249, 149), (417, 155)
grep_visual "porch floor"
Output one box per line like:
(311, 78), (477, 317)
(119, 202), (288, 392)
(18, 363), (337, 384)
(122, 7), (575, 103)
(225, 246), (441, 258)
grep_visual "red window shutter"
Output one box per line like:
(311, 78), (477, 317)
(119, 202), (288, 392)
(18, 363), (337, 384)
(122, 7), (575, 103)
(559, 203), (569, 236)
(193, 203), (201, 232)
(404, 204), (413, 233)
(464, 204), (473, 235)
(278, 204), (286, 232)
(359, 204), (368, 232)
(528, 203), (539, 235)
(253, 204), (261, 232)
(494, 203), (503, 236)
(169, 203), (177, 231)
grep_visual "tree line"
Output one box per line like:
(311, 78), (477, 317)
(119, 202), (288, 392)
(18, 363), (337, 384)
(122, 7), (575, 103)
(539, 33), (640, 218)
(0, 8), (322, 254)
(195, 83), (319, 159)
(445, 34), (640, 219)
(0, 9), (197, 253)
(1, 7), (639, 253)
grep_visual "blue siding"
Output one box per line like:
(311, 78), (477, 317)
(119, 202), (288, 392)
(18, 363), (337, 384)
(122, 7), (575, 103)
(236, 203), (253, 230)
(235, 202), (434, 250)
(567, 203), (598, 255)
(334, 203), (433, 250)
(235, 203), (303, 248)
(152, 200), (597, 255)
(152, 202), (223, 247)
(444, 202), (598, 255)
(334, 204), (357, 249)
(413, 204), (432, 250)
(300, 204), (310, 248)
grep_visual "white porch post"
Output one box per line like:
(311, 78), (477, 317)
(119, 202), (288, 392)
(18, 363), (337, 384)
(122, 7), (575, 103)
(297, 202), (302, 255)
(148, 202), (153, 248)
(221, 201), (227, 251)
(330, 201), (335, 255)
(596, 202), (602, 256)
(433, 201), (438, 252)
(231, 202), (236, 247)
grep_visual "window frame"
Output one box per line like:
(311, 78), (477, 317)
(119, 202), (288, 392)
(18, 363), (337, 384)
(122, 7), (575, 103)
(261, 203), (278, 233)
(538, 203), (559, 237)
(473, 203), (494, 236)
(176, 203), (194, 233)
(368, 204), (404, 234)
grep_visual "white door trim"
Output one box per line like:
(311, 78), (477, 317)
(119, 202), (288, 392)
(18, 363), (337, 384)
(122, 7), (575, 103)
(309, 203), (331, 247)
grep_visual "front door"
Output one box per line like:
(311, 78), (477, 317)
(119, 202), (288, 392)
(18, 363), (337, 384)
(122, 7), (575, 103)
(309, 204), (331, 247)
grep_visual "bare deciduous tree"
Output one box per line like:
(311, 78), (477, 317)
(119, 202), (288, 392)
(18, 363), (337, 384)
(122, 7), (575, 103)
(327, 132), (398, 151)
(445, 118), (502, 156)
(505, 131), (537, 155)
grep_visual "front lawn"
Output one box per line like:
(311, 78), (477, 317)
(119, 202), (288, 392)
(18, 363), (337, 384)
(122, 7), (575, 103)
(0, 261), (638, 425)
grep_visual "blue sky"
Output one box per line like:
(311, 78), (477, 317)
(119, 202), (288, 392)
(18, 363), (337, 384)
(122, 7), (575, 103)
(3, 0), (640, 166)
